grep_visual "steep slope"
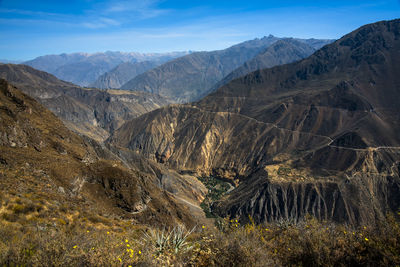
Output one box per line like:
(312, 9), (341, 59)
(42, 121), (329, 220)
(109, 19), (400, 225)
(0, 79), (207, 228)
(24, 51), (189, 86)
(90, 61), (159, 89)
(0, 64), (171, 141)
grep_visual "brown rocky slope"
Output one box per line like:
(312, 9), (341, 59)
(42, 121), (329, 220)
(0, 79), (207, 228)
(109, 19), (400, 225)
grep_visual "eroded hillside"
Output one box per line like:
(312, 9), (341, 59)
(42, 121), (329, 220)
(109, 19), (400, 225)
(0, 79), (208, 228)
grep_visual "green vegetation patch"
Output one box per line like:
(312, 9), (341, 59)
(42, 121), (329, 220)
(277, 166), (292, 176)
(198, 176), (232, 218)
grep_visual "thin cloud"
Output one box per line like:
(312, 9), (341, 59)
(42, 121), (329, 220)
(0, 17), (79, 28)
(81, 22), (107, 29)
(100, 0), (169, 19)
(81, 17), (120, 29)
(0, 8), (60, 17)
(0, 0), (169, 30)
(100, 17), (120, 26)
(106, 0), (159, 12)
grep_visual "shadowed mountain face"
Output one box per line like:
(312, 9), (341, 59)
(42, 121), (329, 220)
(90, 61), (160, 89)
(120, 36), (332, 103)
(109, 19), (400, 225)
(23, 51), (190, 87)
(0, 79), (209, 227)
(0, 64), (171, 141)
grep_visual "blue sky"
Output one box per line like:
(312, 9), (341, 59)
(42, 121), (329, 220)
(0, 0), (399, 60)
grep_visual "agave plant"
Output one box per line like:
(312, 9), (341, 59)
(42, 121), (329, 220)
(170, 225), (196, 254)
(142, 225), (196, 255)
(142, 228), (172, 255)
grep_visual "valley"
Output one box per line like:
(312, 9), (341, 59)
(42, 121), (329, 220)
(109, 19), (400, 225)
(1, 12), (400, 266)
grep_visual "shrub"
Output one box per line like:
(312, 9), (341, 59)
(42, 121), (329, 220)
(1, 210), (400, 266)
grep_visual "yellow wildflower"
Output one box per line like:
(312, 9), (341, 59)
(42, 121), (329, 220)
(107, 231), (110, 235)
(138, 250), (141, 255)
(127, 244), (130, 247)
(202, 225), (205, 229)
(118, 258), (122, 263)
(125, 239), (129, 243)
(365, 238), (369, 241)
(73, 245), (77, 249)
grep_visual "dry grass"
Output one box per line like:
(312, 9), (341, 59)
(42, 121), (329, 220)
(1, 203), (400, 267)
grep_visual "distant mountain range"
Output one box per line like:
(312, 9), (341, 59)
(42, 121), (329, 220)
(23, 51), (190, 86)
(19, 36), (332, 102)
(120, 36), (333, 102)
